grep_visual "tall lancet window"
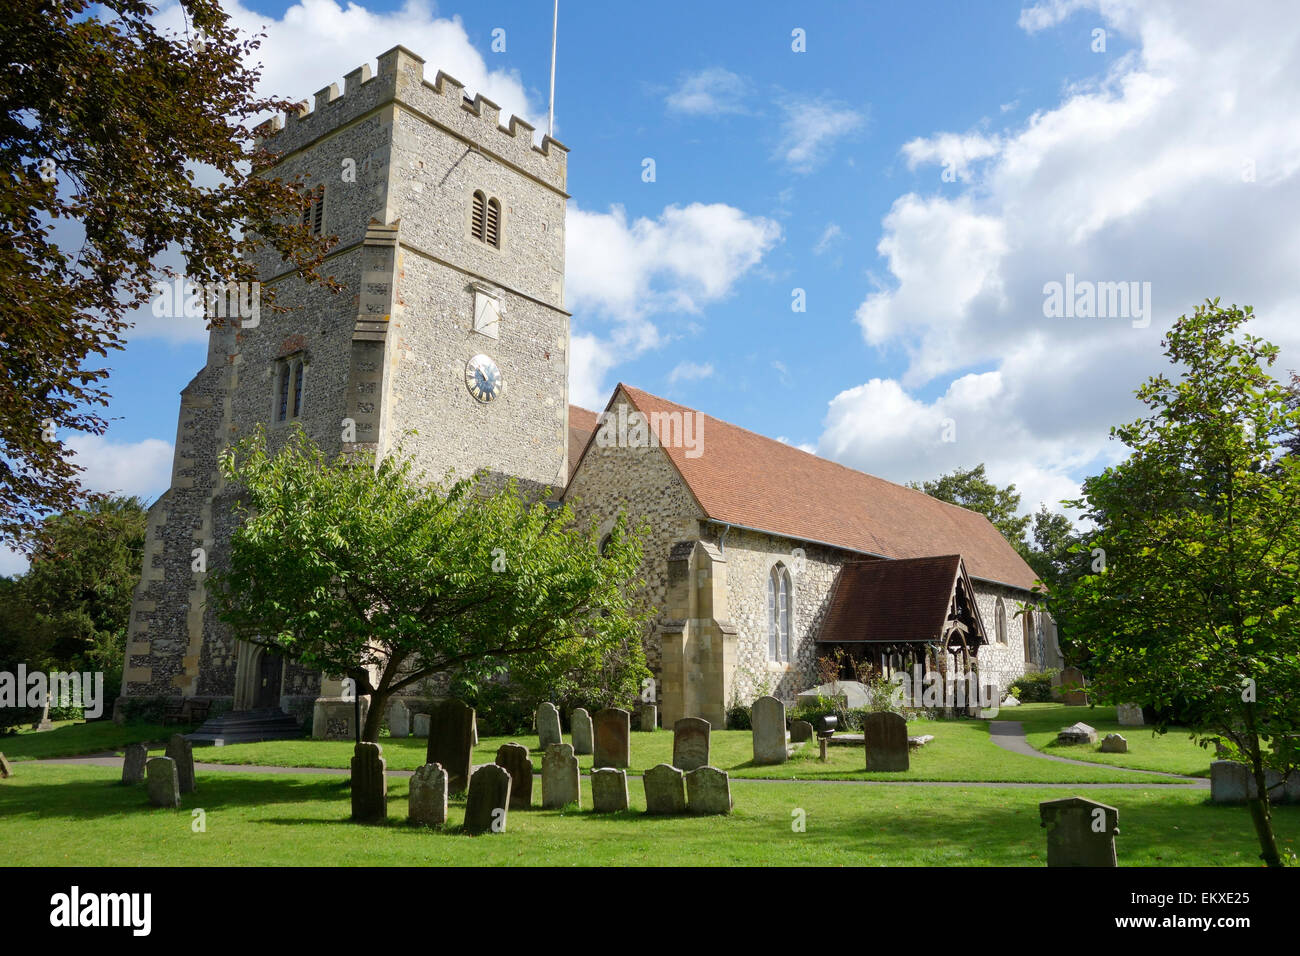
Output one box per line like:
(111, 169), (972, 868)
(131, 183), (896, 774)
(292, 359), (305, 418)
(277, 363), (291, 422)
(767, 563), (793, 662)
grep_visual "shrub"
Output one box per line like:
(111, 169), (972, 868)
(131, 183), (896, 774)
(725, 703), (751, 730)
(1014, 669), (1057, 703)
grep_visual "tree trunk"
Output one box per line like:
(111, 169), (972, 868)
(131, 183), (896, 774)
(1247, 758), (1283, 867)
(361, 689), (387, 743)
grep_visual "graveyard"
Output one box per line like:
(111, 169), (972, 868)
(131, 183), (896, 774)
(2, 701), (1296, 867)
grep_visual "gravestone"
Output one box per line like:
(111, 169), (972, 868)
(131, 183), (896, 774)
(350, 741), (387, 823)
(1211, 761), (1288, 804)
(863, 711), (909, 771)
(413, 713), (430, 738)
(1059, 666), (1088, 706)
(537, 702), (562, 750)
(790, 720), (815, 743)
(146, 756), (180, 808)
(1099, 733), (1128, 754)
(1057, 722), (1097, 745)
(1116, 703), (1144, 726)
(494, 742), (533, 809)
(750, 696), (788, 766)
(639, 703), (657, 731)
(685, 766), (732, 815)
(591, 768), (629, 812)
(571, 707), (594, 755)
(426, 699), (475, 793)
(409, 763), (448, 828)
(0, 752), (12, 779)
(389, 699), (410, 738)
(593, 708), (631, 769)
(541, 742), (580, 809)
(121, 743), (148, 785)
(165, 733), (196, 794)
(672, 717), (711, 771)
(463, 764), (511, 835)
(643, 763), (686, 815)
(1039, 796), (1119, 867)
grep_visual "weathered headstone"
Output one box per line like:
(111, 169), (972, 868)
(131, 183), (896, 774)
(409, 763), (448, 827)
(593, 707), (631, 769)
(426, 698), (475, 793)
(1039, 797), (1119, 867)
(1059, 666), (1088, 706)
(350, 741), (387, 823)
(1057, 722), (1097, 745)
(750, 696), (788, 766)
(790, 719), (815, 743)
(164, 733), (196, 794)
(863, 711), (909, 771)
(0, 752), (12, 779)
(463, 764), (511, 835)
(672, 717), (710, 771)
(1116, 703), (1144, 726)
(389, 699), (410, 738)
(643, 763), (686, 815)
(537, 702), (562, 750)
(591, 767), (629, 812)
(1099, 733), (1128, 754)
(1211, 760), (1288, 804)
(685, 766), (732, 815)
(571, 707), (594, 755)
(541, 742), (580, 809)
(121, 743), (148, 785)
(639, 702), (657, 731)
(495, 742), (533, 809)
(413, 713), (430, 738)
(146, 756), (180, 808)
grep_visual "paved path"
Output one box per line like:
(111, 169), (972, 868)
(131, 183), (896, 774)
(988, 720), (1206, 785)
(36, 753), (1209, 790)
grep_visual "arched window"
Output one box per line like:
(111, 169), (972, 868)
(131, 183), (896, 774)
(485, 198), (501, 247)
(471, 190), (487, 242)
(995, 598), (1007, 645)
(767, 563), (792, 662)
(292, 360), (305, 418)
(1022, 608), (1036, 664)
(277, 363), (291, 422)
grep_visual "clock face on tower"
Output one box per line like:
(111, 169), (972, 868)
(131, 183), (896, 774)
(465, 353), (503, 403)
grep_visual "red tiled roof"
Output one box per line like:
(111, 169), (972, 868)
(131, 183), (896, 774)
(567, 404), (599, 481)
(817, 555), (977, 644)
(611, 384), (1039, 591)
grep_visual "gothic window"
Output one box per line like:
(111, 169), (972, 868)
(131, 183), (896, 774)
(1022, 608), (1036, 665)
(275, 354), (305, 422)
(767, 562), (793, 662)
(301, 188), (324, 236)
(276, 363), (291, 422)
(485, 197), (501, 247)
(292, 360), (305, 417)
(471, 190), (486, 241)
(471, 190), (502, 247)
(995, 598), (1007, 645)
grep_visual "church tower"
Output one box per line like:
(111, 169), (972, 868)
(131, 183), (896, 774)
(118, 47), (571, 723)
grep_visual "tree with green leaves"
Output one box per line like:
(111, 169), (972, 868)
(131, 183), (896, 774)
(1049, 300), (1300, 868)
(0, 0), (337, 546)
(207, 427), (653, 742)
(909, 463), (1032, 553)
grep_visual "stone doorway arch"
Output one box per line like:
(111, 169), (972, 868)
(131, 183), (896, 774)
(234, 641), (285, 711)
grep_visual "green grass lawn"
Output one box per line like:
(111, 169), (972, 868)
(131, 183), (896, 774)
(0, 762), (1290, 866)
(169, 720), (1181, 784)
(1, 720), (182, 761)
(1000, 704), (1213, 777)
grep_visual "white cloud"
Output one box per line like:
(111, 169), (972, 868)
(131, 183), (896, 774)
(813, 223), (844, 255)
(775, 96), (865, 173)
(67, 436), (175, 502)
(668, 361), (715, 384)
(666, 68), (749, 115)
(902, 131), (1002, 183)
(0, 545), (28, 578)
(824, 0), (1300, 522)
(776, 436), (817, 454)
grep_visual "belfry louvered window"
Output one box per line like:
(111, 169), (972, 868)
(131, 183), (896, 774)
(301, 188), (324, 236)
(471, 191), (486, 240)
(485, 198), (501, 247)
(471, 190), (501, 247)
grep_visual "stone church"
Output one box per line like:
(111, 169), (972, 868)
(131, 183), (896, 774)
(118, 46), (1060, 734)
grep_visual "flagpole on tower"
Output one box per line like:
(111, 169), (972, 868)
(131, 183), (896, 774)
(548, 0), (558, 138)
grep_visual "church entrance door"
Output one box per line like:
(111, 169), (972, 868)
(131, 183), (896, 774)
(254, 651), (283, 710)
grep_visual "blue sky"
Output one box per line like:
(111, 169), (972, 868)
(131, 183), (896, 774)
(12, 0), (1300, 574)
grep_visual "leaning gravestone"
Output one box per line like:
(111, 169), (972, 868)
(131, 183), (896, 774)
(643, 763), (687, 815)
(1099, 733), (1128, 754)
(463, 764), (511, 835)
(639, 702), (657, 731)
(591, 768), (629, 812)
(389, 700), (410, 739)
(1057, 722), (1098, 745)
(541, 742), (580, 809)
(593, 708), (631, 769)
(409, 763), (448, 828)
(350, 741), (387, 823)
(1116, 703), (1144, 726)
(685, 766), (732, 815)
(121, 743), (148, 785)
(1039, 796), (1119, 867)
(426, 699), (475, 793)
(790, 720), (815, 743)
(413, 713), (430, 738)
(0, 752), (13, 779)
(673, 717), (711, 771)
(864, 711), (909, 772)
(165, 733), (196, 795)
(146, 756), (180, 808)
(571, 707), (594, 755)
(1059, 666), (1088, 706)
(751, 696), (788, 766)
(537, 702), (562, 750)
(495, 742), (533, 809)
